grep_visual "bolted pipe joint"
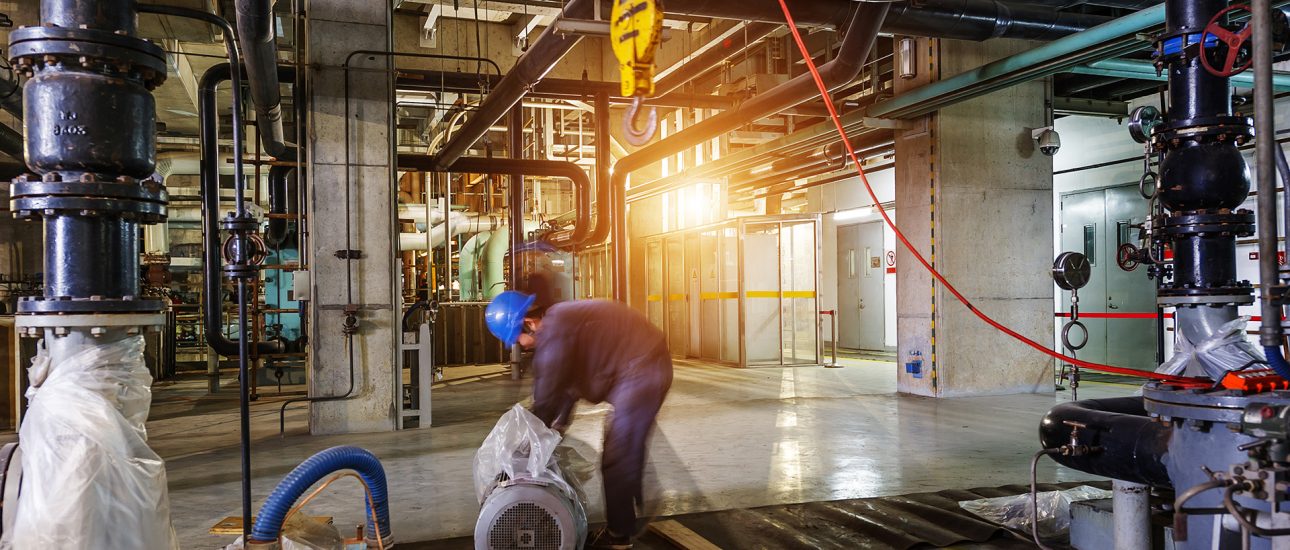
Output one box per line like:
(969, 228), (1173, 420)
(7, 0), (169, 316)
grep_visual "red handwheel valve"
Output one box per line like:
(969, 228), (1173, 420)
(1200, 4), (1254, 77)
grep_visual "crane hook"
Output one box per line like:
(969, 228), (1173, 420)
(623, 95), (657, 146)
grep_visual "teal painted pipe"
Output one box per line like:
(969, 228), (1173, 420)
(867, 4), (1166, 119)
(1073, 59), (1290, 92)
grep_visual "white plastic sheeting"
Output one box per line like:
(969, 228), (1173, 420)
(959, 485), (1111, 539)
(2, 335), (177, 549)
(1157, 316), (1264, 379)
(473, 404), (576, 504)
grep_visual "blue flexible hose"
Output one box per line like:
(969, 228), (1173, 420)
(250, 445), (391, 543)
(1264, 346), (1290, 382)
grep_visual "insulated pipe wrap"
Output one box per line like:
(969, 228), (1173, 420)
(250, 446), (392, 543)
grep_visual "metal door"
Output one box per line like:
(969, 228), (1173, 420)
(837, 222), (886, 350)
(665, 236), (688, 357)
(1059, 190), (1109, 366)
(1059, 185), (1159, 371)
(1103, 185), (1159, 370)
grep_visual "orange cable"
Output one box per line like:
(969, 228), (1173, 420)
(774, 1), (1205, 385)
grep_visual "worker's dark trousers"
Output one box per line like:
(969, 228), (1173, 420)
(602, 348), (673, 537)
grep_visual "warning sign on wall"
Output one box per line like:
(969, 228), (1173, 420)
(886, 250), (896, 267)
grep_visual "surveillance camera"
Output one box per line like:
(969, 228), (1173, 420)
(1032, 127), (1061, 157)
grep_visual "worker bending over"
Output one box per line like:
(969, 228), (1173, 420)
(486, 291), (673, 549)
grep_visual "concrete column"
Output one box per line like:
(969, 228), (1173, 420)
(305, 2), (398, 433)
(894, 37), (1054, 397)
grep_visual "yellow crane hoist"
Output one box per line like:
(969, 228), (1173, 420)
(610, 0), (663, 145)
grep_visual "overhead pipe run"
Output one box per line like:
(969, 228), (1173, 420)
(654, 22), (779, 96)
(867, 3), (1169, 120)
(431, 0), (1102, 174)
(882, 0), (1112, 41)
(431, 0), (592, 170)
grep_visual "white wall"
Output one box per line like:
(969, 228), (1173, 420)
(807, 168), (898, 348)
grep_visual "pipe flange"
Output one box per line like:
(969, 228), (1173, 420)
(10, 178), (168, 223)
(13, 311), (166, 332)
(1154, 116), (1254, 146)
(9, 26), (166, 88)
(1144, 383), (1290, 423)
(1161, 210), (1256, 237)
(15, 295), (166, 314)
(1155, 290), (1253, 307)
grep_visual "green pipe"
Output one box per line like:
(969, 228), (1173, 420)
(867, 3), (1166, 119)
(1073, 59), (1290, 92)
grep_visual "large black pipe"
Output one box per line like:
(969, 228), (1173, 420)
(265, 165), (298, 248)
(0, 121), (23, 161)
(1039, 397), (1173, 487)
(883, 0), (1112, 41)
(395, 154), (593, 247)
(199, 63), (288, 356)
(42, 0), (135, 32)
(1166, 0), (1230, 124)
(234, 0), (295, 160)
(597, 4), (888, 288)
(0, 75), (22, 120)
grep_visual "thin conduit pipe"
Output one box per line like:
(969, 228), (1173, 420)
(142, 5), (259, 538)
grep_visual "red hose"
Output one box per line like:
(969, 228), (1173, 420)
(774, 1), (1205, 385)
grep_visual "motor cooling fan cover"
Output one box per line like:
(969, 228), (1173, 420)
(474, 479), (588, 550)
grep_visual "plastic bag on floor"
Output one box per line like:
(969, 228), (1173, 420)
(959, 485), (1110, 539)
(1, 335), (177, 550)
(1157, 316), (1263, 379)
(474, 403), (576, 503)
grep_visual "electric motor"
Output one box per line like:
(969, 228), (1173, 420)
(474, 478), (587, 550)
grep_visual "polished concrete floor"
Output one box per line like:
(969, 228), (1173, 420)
(133, 358), (1132, 547)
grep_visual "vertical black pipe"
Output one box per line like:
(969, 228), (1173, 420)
(42, 0), (135, 32)
(1165, 0), (1231, 123)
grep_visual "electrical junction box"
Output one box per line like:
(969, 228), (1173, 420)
(293, 270), (310, 302)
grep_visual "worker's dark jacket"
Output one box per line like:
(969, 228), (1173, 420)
(530, 300), (671, 428)
(529, 299), (673, 536)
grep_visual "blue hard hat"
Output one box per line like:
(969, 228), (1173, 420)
(485, 291), (537, 346)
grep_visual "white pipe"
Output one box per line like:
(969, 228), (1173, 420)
(482, 221), (540, 298)
(396, 203), (447, 225)
(459, 232), (490, 300)
(155, 151), (235, 179)
(1112, 480), (1150, 550)
(397, 213), (507, 251)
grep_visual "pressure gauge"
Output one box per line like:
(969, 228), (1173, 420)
(1128, 106), (1161, 144)
(1053, 252), (1092, 291)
